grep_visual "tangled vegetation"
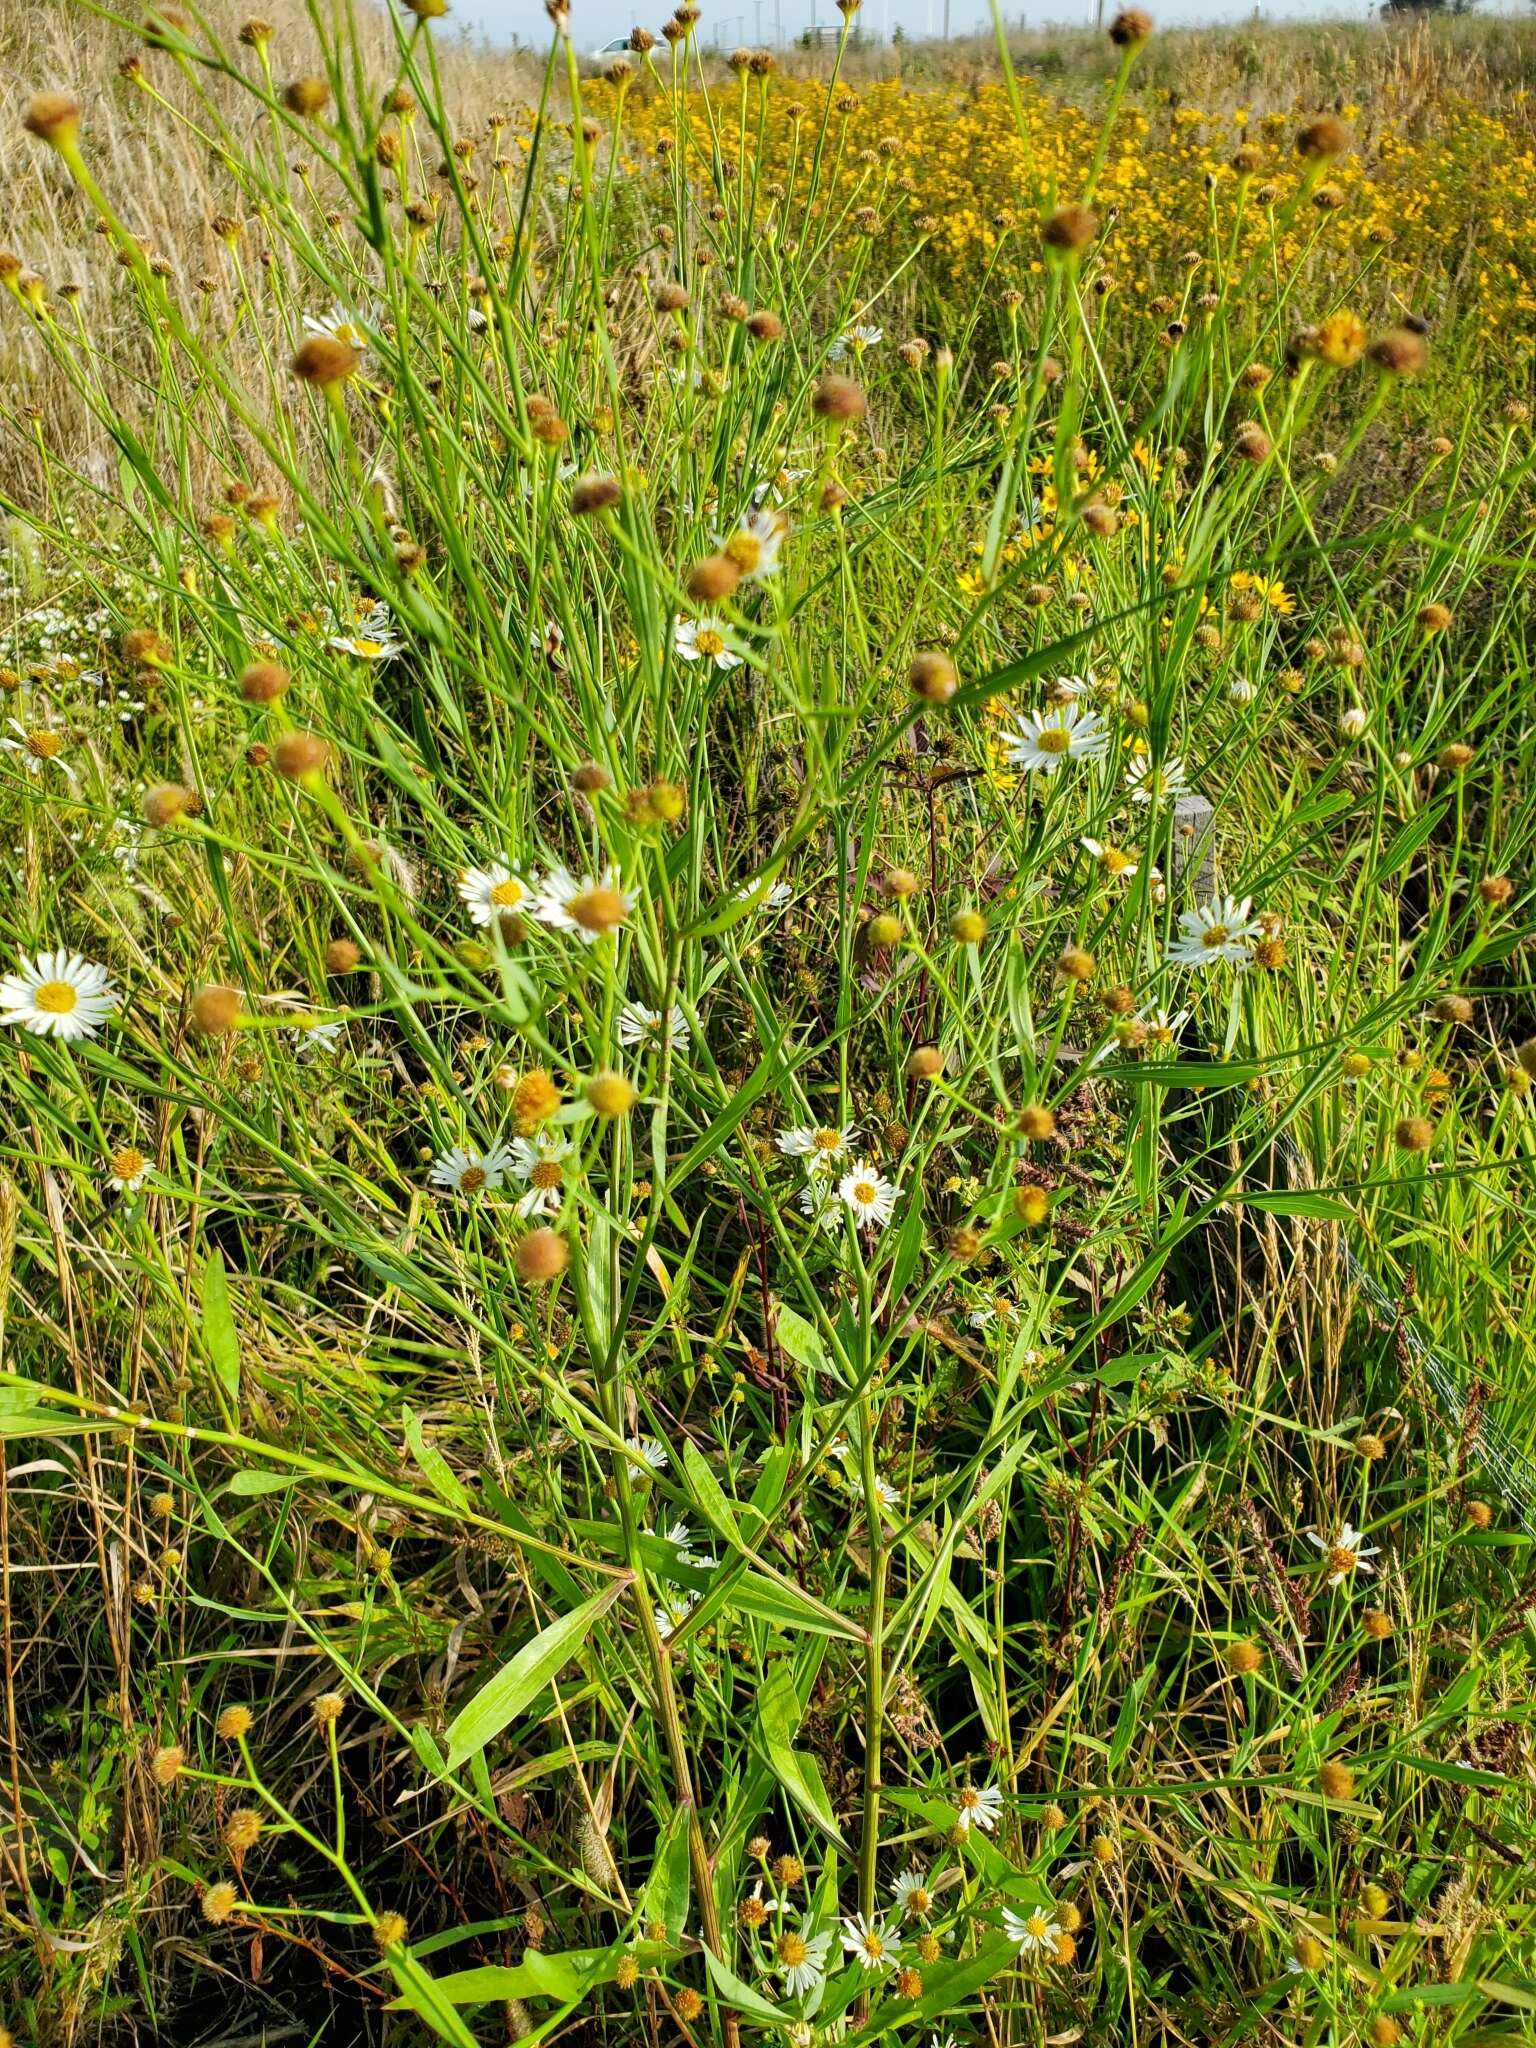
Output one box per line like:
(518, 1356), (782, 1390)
(1, 4), (1535, 2046)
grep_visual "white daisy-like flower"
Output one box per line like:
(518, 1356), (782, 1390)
(873, 1475), (900, 1514)
(1228, 676), (1258, 705)
(967, 1303), (998, 1329)
(653, 1586), (700, 1639)
(105, 1144), (148, 1195)
(292, 1016), (343, 1058)
(2, 720), (77, 780)
(673, 616), (743, 671)
(1001, 702), (1109, 773)
(328, 601), (402, 661)
(736, 877), (793, 909)
(1048, 671), (1098, 700)
(799, 1181), (843, 1234)
(828, 322), (883, 361)
(773, 1921), (833, 1997)
(0, 949), (117, 1041)
(741, 1877), (782, 1919)
(459, 861), (536, 927)
(726, 507), (788, 581)
(1081, 837), (1139, 880)
(1125, 753), (1189, 805)
(891, 1869), (935, 1920)
(302, 302), (373, 352)
(531, 865), (634, 942)
(428, 1143), (515, 1195)
(840, 1913), (896, 1973)
(954, 1782), (1003, 1834)
(618, 1002), (690, 1051)
(838, 1161), (900, 1228)
(1003, 1905), (1063, 1956)
(1165, 895), (1263, 970)
(507, 1134), (572, 1218)
(625, 1435), (669, 1473)
(1307, 1521), (1381, 1586)
(777, 1123), (857, 1171)
(1139, 1004), (1191, 1050)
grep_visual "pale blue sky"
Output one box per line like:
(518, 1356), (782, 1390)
(459, 0), (1401, 53)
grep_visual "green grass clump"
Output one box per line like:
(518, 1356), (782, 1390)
(0, 5), (1534, 2045)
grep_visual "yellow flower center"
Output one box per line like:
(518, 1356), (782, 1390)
(906, 1888), (931, 1916)
(958, 1787), (979, 1811)
(489, 876), (525, 906)
(1026, 1913), (1051, 1939)
(27, 730), (62, 758)
(813, 1128), (844, 1152)
(853, 1181), (877, 1205)
(33, 979), (78, 1014)
(726, 531), (762, 572)
(531, 1160), (563, 1190)
(111, 1147), (145, 1179)
(354, 639), (385, 657)
(776, 1932), (808, 1969)
(1101, 846), (1131, 873)
(1201, 925), (1230, 949)
(1035, 726), (1071, 754)
(459, 1165), (487, 1193)
(863, 1932), (885, 1958)
(695, 629), (726, 658)
(1327, 1543), (1357, 1576)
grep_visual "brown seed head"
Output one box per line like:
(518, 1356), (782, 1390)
(1362, 1606), (1393, 1641)
(1226, 1639), (1262, 1675)
(1417, 600), (1453, 633)
(1465, 1498), (1492, 1529)
(1296, 115), (1352, 159)
(24, 94), (81, 147)
(812, 374), (866, 422)
(239, 659), (290, 703)
(572, 760), (612, 795)
(273, 730), (329, 780)
(1369, 327), (1428, 376)
(282, 76), (330, 118)
(144, 781), (195, 827)
(1108, 8), (1152, 44)
(292, 335), (357, 386)
(324, 938), (361, 974)
(908, 649), (958, 704)
(190, 985), (242, 1037)
(1318, 1759), (1355, 1800)
(516, 1227), (569, 1284)
(685, 553), (741, 602)
(216, 1704), (253, 1741)
(905, 1045), (945, 1080)
(1436, 742), (1474, 774)
(1042, 204), (1099, 252)
(746, 309), (783, 340)
(570, 472), (621, 516)
(1394, 1115), (1434, 1152)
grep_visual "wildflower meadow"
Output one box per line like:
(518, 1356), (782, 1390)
(1, 0), (1535, 2043)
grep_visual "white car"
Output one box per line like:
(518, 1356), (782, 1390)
(582, 35), (634, 72)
